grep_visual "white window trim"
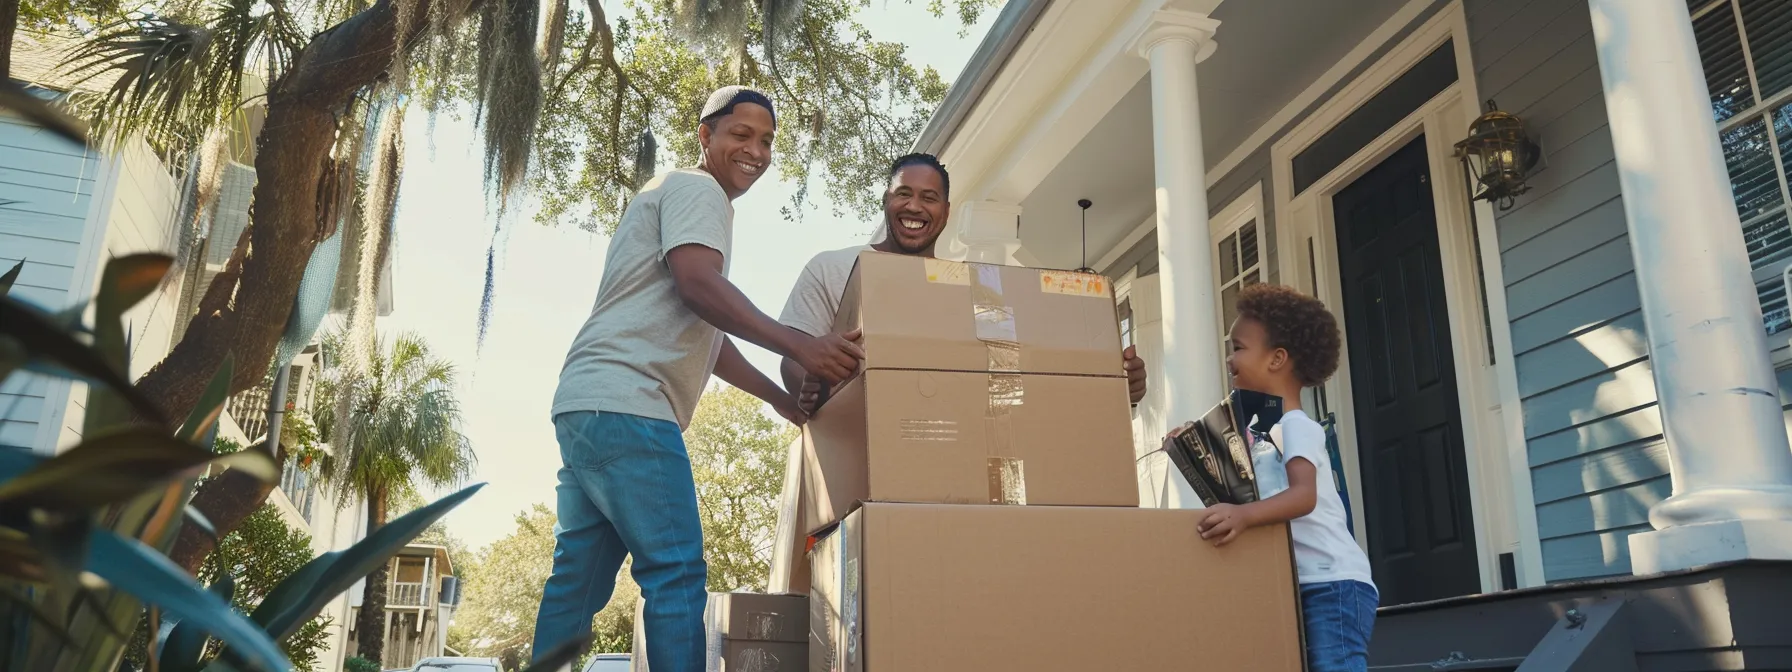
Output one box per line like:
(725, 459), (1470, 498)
(1689, 0), (1792, 354)
(1115, 266), (1139, 351)
(1209, 183), (1267, 389)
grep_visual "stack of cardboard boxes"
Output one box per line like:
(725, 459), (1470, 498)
(630, 592), (809, 672)
(644, 252), (1305, 670)
(799, 252), (1306, 671)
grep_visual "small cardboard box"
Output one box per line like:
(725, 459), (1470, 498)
(632, 592), (810, 671)
(831, 251), (1124, 378)
(800, 369), (1136, 536)
(808, 503), (1303, 672)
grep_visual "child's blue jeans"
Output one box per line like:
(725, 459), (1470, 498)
(1300, 580), (1379, 672)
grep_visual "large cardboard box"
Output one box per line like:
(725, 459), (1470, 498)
(800, 370), (1136, 535)
(808, 503), (1303, 672)
(831, 251), (1124, 377)
(632, 592), (810, 671)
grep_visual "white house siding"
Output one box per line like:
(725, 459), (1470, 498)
(0, 109), (106, 451)
(0, 109), (181, 453)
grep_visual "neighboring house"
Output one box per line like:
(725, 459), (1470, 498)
(1, 32), (185, 455)
(917, 0), (1791, 666)
(344, 543), (463, 670)
(7, 30), (399, 672)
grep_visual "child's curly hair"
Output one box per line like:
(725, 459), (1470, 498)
(1236, 284), (1342, 387)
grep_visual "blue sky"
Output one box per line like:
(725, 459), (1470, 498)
(380, 2), (997, 548)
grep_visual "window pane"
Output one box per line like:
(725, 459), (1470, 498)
(1697, 4), (1755, 122)
(1243, 269), (1261, 287)
(1239, 221), (1260, 270)
(1740, 0), (1792, 98)
(1219, 232), (1239, 281)
(1723, 115), (1785, 220)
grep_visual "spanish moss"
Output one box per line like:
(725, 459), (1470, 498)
(192, 125), (231, 227)
(477, 241), (497, 352)
(672, 0), (804, 66)
(474, 0), (543, 207)
(761, 0), (803, 67)
(538, 0), (568, 77)
(351, 100), (404, 361)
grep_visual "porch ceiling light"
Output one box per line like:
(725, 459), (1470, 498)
(1075, 198), (1095, 274)
(1453, 100), (1540, 211)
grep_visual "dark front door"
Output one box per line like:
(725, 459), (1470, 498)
(1332, 135), (1480, 606)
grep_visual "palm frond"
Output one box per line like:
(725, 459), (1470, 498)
(312, 331), (474, 509)
(64, 14), (211, 145)
(63, 0), (303, 148)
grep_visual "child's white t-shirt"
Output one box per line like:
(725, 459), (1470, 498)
(1266, 410), (1377, 588)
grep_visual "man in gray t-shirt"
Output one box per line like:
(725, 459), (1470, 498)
(534, 87), (863, 670)
(777, 154), (1149, 407)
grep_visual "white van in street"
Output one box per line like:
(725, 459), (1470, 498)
(579, 653), (630, 672)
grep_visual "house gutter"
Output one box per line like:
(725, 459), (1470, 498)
(911, 0), (1053, 155)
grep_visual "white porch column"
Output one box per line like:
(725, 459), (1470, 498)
(1129, 10), (1223, 502)
(955, 200), (1024, 264)
(1588, 0), (1792, 574)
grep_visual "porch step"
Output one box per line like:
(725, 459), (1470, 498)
(1370, 654), (1524, 672)
(1368, 562), (1792, 671)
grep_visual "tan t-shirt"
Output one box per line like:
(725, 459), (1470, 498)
(552, 169), (733, 429)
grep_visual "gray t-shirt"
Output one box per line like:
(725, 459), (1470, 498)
(553, 168), (733, 429)
(778, 245), (873, 336)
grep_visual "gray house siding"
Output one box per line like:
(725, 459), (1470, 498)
(1466, 0), (1667, 581)
(0, 111), (102, 450)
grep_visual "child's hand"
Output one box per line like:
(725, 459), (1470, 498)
(1197, 503), (1250, 546)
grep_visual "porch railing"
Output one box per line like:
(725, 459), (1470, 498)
(389, 581), (427, 607)
(225, 382), (272, 442)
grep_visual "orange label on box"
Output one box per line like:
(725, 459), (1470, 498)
(924, 258), (971, 285)
(1040, 271), (1108, 297)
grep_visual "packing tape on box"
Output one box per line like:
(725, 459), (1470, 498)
(970, 263), (1027, 505)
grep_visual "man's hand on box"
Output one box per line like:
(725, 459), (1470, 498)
(772, 392), (810, 427)
(1123, 345), (1148, 404)
(794, 328), (865, 384)
(798, 376), (823, 415)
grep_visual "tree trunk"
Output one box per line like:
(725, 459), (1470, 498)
(1, 0), (18, 78)
(161, 0), (483, 573)
(355, 489), (391, 665)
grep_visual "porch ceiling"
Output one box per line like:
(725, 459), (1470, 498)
(1016, 0), (1418, 271)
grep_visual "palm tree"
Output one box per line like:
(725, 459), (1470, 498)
(312, 331), (475, 666)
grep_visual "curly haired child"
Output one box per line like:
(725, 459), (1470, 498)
(1197, 283), (1377, 672)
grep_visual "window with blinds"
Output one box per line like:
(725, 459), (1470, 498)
(1693, 0), (1792, 335)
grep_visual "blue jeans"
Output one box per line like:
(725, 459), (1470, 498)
(1300, 580), (1379, 672)
(532, 412), (707, 670)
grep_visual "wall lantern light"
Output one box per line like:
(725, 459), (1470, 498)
(1453, 100), (1540, 210)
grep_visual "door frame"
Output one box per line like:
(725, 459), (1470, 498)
(1267, 0), (1545, 592)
